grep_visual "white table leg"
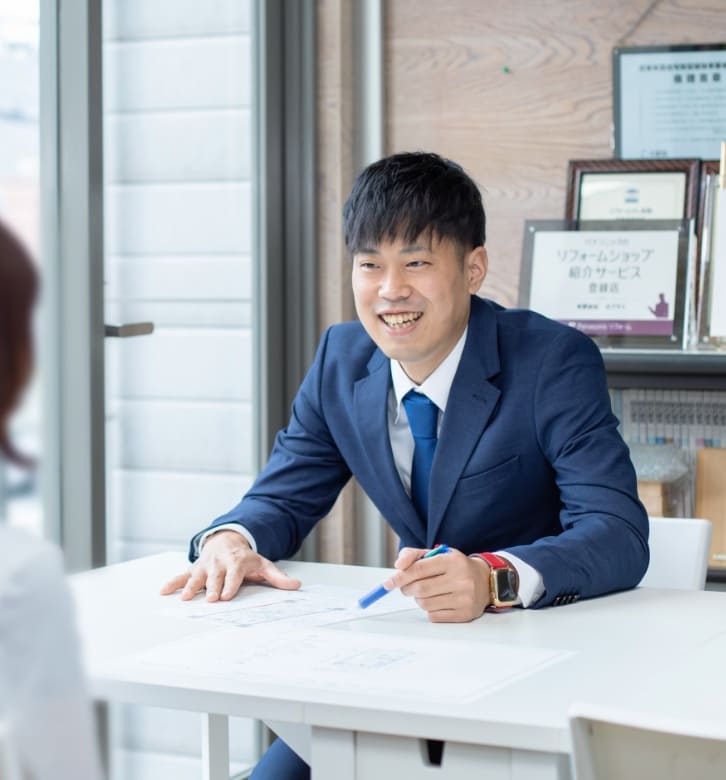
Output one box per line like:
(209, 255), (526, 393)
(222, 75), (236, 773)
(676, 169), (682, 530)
(201, 713), (229, 780)
(310, 726), (355, 780)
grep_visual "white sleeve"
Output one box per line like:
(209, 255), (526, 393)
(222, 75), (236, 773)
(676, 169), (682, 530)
(197, 523), (258, 555)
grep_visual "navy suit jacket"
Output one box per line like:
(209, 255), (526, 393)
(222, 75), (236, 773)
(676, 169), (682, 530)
(192, 296), (649, 608)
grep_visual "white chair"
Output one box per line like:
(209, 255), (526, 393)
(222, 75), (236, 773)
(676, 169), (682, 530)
(638, 516), (712, 590)
(569, 703), (726, 780)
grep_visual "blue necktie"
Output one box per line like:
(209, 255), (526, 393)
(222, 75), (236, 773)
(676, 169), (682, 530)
(402, 390), (439, 521)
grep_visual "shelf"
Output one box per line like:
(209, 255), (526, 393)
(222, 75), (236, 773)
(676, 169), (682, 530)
(602, 350), (726, 389)
(602, 351), (725, 580)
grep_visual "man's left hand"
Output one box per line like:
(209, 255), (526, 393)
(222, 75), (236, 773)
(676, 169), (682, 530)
(384, 547), (491, 623)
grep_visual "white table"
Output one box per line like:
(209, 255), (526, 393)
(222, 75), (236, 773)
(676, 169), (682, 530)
(71, 553), (726, 780)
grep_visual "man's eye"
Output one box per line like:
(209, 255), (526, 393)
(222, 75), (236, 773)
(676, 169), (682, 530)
(359, 262), (378, 270)
(407, 260), (428, 268)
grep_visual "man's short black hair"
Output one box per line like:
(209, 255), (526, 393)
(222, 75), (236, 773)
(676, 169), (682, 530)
(343, 151), (486, 254)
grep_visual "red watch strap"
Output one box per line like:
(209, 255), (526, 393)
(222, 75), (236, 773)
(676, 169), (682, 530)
(477, 552), (508, 569)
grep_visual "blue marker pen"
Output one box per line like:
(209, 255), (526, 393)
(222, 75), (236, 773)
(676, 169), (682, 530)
(357, 544), (451, 609)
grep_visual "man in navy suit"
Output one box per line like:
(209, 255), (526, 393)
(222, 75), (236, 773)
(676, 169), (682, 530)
(163, 152), (649, 779)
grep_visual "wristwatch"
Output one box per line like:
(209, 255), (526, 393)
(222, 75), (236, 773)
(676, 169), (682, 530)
(474, 552), (519, 609)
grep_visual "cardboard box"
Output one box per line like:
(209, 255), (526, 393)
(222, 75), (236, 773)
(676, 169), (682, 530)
(638, 479), (685, 518)
(696, 448), (726, 570)
(638, 480), (667, 517)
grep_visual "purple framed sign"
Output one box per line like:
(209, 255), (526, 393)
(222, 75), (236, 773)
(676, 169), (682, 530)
(519, 220), (692, 349)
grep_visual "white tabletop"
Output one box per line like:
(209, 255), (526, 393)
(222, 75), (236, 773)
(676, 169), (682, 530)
(70, 552), (726, 758)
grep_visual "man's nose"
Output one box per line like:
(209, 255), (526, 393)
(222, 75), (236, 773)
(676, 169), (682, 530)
(379, 267), (410, 299)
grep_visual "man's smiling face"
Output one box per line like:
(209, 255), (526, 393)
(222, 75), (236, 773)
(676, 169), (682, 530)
(351, 235), (487, 384)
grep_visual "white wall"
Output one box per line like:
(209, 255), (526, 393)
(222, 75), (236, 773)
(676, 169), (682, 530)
(102, 1), (257, 775)
(103, 0), (255, 562)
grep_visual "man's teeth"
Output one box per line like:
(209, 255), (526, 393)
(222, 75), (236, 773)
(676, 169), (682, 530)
(381, 312), (422, 327)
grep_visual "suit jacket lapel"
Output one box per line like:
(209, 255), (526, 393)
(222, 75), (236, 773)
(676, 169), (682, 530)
(427, 299), (502, 547)
(354, 349), (425, 543)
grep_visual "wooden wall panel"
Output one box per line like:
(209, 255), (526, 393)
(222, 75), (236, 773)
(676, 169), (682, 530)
(316, 0), (356, 331)
(315, 0), (358, 564)
(385, 0), (726, 306)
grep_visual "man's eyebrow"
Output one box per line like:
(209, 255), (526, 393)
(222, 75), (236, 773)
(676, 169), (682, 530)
(354, 243), (431, 255)
(400, 244), (430, 254)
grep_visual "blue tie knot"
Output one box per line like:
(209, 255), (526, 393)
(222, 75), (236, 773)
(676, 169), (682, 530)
(403, 390), (438, 441)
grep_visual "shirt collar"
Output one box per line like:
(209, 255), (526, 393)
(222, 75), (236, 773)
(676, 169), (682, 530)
(390, 327), (468, 420)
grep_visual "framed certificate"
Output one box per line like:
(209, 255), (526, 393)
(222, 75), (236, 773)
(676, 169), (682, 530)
(519, 220), (692, 349)
(699, 159), (721, 236)
(565, 159), (700, 222)
(613, 43), (726, 160)
(696, 159), (721, 307)
(697, 155), (726, 344)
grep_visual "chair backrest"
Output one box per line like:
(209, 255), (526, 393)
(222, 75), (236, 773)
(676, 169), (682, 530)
(0, 721), (20, 780)
(639, 516), (712, 590)
(569, 703), (726, 780)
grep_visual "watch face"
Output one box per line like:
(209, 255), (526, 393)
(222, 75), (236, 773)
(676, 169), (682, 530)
(493, 568), (518, 603)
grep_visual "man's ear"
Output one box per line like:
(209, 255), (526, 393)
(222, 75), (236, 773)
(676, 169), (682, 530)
(466, 246), (488, 293)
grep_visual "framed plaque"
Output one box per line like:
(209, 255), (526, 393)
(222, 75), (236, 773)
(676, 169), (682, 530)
(699, 158), (721, 238)
(613, 43), (726, 160)
(519, 220), (692, 349)
(565, 159), (700, 222)
(695, 159), (721, 318)
(697, 153), (726, 344)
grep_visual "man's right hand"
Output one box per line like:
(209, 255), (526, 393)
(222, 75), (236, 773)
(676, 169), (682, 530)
(159, 530), (301, 602)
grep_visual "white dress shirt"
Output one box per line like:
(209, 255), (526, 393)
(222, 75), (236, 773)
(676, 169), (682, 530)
(202, 328), (544, 606)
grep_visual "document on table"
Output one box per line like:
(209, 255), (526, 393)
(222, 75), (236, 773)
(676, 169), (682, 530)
(159, 582), (413, 631)
(113, 621), (571, 704)
(119, 581), (572, 703)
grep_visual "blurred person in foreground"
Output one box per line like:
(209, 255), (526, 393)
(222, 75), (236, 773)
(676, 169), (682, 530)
(0, 218), (102, 780)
